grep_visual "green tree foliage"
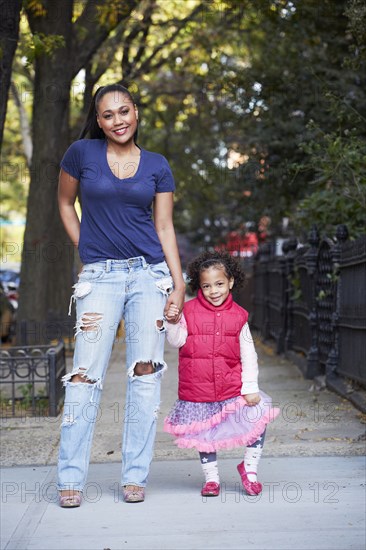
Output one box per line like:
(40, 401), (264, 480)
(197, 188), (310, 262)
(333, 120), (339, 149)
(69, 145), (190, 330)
(137, 1), (261, 245)
(229, 0), (366, 238)
(139, 0), (366, 244)
(2, 0), (365, 337)
(294, 100), (366, 238)
(289, 0), (366, 239)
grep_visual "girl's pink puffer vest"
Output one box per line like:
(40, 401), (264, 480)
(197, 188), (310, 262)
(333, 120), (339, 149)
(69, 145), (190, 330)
(178, 290), (248, 403)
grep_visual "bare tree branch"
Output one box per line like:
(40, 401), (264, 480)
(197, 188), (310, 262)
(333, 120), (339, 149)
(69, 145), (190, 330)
(126, 3), (205, 81)
(72, 0), (139, 78)
(90, 26), (126, 84)
(122, 0), (156, 80)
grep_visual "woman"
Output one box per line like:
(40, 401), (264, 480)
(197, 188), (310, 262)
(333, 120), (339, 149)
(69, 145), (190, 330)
(57, 83), (185, 506)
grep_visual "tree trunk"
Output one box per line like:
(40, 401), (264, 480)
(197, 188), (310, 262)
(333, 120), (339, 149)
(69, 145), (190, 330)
(0, 0), (21, 148)
(17, 2), (74, 344)
(17, 0), (138, 344)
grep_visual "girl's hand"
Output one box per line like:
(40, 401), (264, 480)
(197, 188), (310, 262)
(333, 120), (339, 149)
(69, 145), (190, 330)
(164, 288), (185, 324)
(165, 303), (180, 322)
(243, 393), (261, 406)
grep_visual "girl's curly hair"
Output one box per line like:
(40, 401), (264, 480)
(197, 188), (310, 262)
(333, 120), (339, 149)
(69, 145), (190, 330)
(187, 250), (246, 293)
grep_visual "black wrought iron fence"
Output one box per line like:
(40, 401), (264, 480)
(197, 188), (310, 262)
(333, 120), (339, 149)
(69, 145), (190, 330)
(252, 248), (269, 338)
(267, 255), (287, 353)
(330, 234), (366, 390)
(290, 244), (314, 366)
(0, 341), (65, 417)
(317, 238), (336, 367)
(248, 225), (366, 411)
(232, 257), (255, 321)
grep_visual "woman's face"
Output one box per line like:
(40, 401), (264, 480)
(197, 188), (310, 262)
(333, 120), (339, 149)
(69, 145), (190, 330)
(96, 91), (138, 145)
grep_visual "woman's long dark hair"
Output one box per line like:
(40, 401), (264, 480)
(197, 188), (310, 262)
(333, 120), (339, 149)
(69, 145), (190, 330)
(79, 84), (138, 142)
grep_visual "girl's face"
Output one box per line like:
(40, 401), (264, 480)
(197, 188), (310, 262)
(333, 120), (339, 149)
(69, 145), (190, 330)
(200, 266), (234, 307)
(96, 91), (138, 145)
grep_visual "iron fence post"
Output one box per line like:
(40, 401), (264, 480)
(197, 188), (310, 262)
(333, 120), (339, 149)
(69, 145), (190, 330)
(326, 224), (349, 380)
(284, 237), (298, 352)
(277, 252), (287, 353)
(305, 225), (320, 378)
(261, 242), (271, 340)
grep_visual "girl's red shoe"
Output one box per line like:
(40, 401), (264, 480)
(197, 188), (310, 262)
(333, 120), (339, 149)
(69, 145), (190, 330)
(201, 481), (220, 497)
(237, 461), (262, 495)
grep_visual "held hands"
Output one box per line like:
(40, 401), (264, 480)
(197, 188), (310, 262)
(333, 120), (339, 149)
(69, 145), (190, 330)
(165, 303), (180, 322)
(243, 392), (261, 406)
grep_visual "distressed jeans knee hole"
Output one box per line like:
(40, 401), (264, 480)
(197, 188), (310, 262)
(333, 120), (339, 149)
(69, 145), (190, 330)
(134, 361), (154, 376)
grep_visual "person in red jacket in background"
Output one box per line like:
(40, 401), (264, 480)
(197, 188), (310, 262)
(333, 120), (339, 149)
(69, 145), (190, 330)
(218, 222), (258, 258)
(163, 251), (279, 497)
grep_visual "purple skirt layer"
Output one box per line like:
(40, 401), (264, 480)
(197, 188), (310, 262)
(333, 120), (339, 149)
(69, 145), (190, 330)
(164, 391), (280, 453)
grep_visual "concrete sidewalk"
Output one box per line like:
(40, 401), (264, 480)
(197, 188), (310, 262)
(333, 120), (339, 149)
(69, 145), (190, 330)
(1, 456), (365, 550)
(1, 339), (365, 549)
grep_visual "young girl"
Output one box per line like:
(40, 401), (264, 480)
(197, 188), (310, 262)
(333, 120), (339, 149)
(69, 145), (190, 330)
(164, 251), (279, 497)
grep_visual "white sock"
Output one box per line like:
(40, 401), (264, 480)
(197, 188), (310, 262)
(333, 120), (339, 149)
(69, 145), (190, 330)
(244, 445), (263, 482)
(201, 460), (220, 484)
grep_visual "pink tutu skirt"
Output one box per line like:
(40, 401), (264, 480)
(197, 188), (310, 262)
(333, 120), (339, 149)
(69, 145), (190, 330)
(164, 391), (280, 453)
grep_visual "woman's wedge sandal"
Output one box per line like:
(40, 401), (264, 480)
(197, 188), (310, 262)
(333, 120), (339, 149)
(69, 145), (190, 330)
(122, 485), (145, 503)
(59, 492), (82, 508)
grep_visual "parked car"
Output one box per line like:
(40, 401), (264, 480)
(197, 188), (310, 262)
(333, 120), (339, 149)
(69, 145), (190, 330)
(0, 281), (16, 342)
(0, 269), (20, 289)
(0, 269), (19, 343)
(0, 269), (19, 310)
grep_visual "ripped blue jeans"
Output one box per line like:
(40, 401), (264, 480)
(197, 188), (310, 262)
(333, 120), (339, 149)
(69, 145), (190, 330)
(57, 257), (172, 492)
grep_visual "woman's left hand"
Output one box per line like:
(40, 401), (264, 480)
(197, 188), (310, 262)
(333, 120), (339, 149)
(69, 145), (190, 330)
(164, 288), (185, 323)
(243, 392), (261, 406)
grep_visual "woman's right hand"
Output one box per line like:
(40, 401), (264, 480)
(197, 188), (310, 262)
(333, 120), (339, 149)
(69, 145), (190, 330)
(164, 287), (185, 323)
(164, 303), (180, 322)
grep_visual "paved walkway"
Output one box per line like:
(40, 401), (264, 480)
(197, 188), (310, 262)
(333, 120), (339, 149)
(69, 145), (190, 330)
(1, 339), (365, 549)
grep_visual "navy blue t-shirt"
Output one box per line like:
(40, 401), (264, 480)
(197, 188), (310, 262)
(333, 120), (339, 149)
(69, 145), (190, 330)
(60, 139), (175, 264)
